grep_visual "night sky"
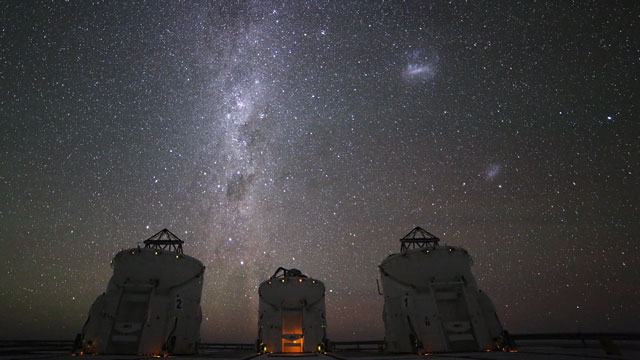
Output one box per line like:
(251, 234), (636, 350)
(1, 1), (638, 341)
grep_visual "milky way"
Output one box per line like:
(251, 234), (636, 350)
(1, 1), (638, 341)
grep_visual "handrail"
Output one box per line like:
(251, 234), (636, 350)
(2, 333), (638, 354)
(199, 342), (255, 350)
(510, 332), (640, 341)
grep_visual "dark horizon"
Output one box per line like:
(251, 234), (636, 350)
(1, 1), (638, 342)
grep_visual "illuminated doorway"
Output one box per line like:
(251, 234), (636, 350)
(281, 309), (303, 352)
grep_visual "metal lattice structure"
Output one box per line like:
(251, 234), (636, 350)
(399, 226), (440, 252)
(143, 228), (184, 254)
(270, 267), (306, 279)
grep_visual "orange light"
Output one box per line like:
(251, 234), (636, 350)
(299, 278), (303, 283)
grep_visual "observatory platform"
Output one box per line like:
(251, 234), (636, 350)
(3, 228), (637, 359)
(1, 342), (638, 360)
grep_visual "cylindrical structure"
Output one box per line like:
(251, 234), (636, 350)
(257, 267), (327, 354)
(80, 230), (205, 355)
(379, 227), (503, 353)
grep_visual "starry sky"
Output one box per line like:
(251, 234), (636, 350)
(1, 1), (638, 341)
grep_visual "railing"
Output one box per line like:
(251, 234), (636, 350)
(510, 332), (640, 355)
(199, 342), (255, 350)
(0, 340), (257, 355)
(330, 340), (384, 351)
(510, 332), (640, 342)
(0, 339), (306, 354)
(2, 333), (638, 355)
(329, 333), (640, 354)
(0, 340), (74, 355)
